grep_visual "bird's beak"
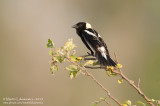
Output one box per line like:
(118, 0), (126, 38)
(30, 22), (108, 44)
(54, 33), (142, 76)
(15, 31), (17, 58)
(72, 24), (78, 28)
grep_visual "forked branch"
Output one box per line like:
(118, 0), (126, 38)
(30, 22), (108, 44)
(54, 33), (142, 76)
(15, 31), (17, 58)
(65, 56), (122, 106)
(114, 53), (154, 106)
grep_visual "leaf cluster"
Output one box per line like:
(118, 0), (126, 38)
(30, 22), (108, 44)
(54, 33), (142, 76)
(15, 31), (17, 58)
(47, 38), (106, 78)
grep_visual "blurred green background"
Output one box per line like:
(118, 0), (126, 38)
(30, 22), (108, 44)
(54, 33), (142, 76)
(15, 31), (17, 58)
(0, 0), (160, 106)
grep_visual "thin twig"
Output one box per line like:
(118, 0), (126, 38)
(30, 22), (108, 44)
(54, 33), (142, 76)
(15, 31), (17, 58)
(85, 66), (106, 69)
(105, 99), (112, 106)
(114, 52), (119, 64)
(93, 97), (112, 106)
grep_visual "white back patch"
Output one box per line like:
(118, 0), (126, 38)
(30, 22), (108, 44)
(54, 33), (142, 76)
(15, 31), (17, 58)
(86, 23), (92, 29)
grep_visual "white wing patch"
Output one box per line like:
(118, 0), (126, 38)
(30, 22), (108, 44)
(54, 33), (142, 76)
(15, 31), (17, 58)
(98, 46), (107, 59)
(84, 30), (97, 37)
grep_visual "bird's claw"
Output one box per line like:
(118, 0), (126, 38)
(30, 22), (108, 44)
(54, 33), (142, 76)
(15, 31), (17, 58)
(87, 52), (94, 56)
(87, 52), (91, 55)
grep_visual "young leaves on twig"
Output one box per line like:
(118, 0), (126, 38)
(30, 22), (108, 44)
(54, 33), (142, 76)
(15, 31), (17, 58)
(47, 39), (76, 75)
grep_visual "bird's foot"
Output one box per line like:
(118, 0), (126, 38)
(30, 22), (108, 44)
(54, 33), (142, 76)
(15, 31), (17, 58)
(87, 52), (94, 56)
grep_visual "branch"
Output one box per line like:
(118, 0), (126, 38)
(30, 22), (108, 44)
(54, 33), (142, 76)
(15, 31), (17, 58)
(114, 54), (155, 106)
(65, 56), (122, 106)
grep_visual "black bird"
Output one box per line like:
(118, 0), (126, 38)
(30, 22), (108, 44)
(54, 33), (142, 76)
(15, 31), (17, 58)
(72, 22), (116, 67)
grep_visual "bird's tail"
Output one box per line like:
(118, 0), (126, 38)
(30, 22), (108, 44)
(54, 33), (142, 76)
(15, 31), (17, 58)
(96, 52), (116, 67)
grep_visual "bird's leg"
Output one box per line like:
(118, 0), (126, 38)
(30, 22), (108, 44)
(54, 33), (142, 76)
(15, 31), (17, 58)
(79, 52), (94, 58)
(88, 51), (94, 56)
(83, 52), (96, 60)
(87, 52), (92, 56)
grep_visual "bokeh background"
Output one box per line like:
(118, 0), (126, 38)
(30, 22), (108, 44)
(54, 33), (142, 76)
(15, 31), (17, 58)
(0, 0), (160, 106)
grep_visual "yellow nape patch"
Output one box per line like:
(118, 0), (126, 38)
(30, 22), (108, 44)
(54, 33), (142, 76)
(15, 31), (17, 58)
(86, 23), (92, 29)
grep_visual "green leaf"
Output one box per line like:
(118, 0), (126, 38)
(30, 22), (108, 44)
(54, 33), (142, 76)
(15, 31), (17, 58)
(69, 72), (74, 79)
(76, 57), (83, 62)
(52, 56), (58, 62)
(46, 39), (54, 48)
(69, 71), (78, 79)
(151, 99), (155, 102)
(50, 64), (54, 71)
(116, 64), (123, 69)
(56, 56), (65, 63)
(50, 69), (54, 75)
(85, 60), (94, 66)
(123, 100), (131, 106)
(92, 61), (99, 66)
(49, 50), (53, 55)
(54, 65), (58, 71)
(92, 103), (97, 106)
(126, 100), (131, 106)
(64, 39), (76, 51)
(130, 80), (134, 84)
(48, 39), (52, 43)
(136, 101), (146, 106)
(100, 97), (105, 101)
(106, 70), (117, 76)
(66, 65), (80, 79)
(148, 99), (155, 102)
(50, 63), (58, 72)
(118, 79), (123, 84)
(66, 65), (77, 71)
(70, 55), (76, 61)
(107, 66), (114, 71)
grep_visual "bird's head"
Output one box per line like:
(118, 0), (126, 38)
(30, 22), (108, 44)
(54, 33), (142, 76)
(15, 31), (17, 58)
(72, 22), (92, 30)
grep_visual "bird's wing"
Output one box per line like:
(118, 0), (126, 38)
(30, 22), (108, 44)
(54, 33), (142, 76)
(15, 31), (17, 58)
(82, 29), (101, 45)
(80, 34), (94, 55)
(98, 35), (110, 56)
(82, 29), (110, 56)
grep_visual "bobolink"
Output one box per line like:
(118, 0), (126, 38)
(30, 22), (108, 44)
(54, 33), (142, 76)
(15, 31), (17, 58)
(72, 22), (116, 67)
